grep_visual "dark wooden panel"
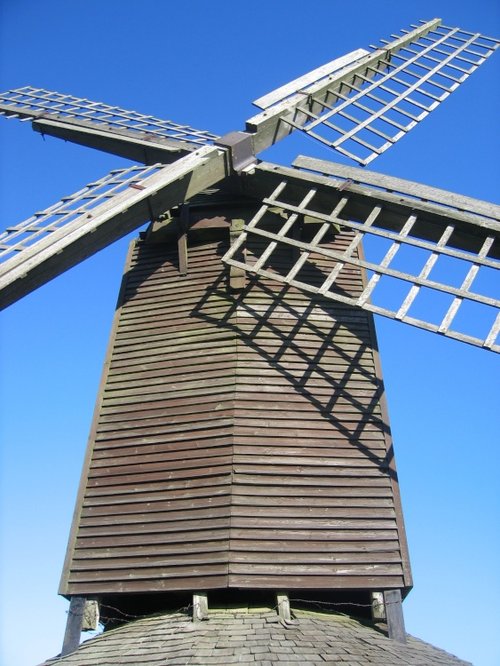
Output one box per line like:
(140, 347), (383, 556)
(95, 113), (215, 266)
(61, 221), (411, 597)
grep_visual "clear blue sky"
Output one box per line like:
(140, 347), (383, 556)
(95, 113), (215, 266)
(0, 1), (499, 665)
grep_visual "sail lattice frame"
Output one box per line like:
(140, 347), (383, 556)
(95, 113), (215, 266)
(0, 146), (227, 308)
(0, 87), (218, 148)
(248, 21), (499, 165)
(223, 160), (500, 352)
(0, 165), (164, 263)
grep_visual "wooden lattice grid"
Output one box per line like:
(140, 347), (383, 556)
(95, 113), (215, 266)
(0, 86), (218, 147)
(223, 163), (500, 352)
(249, 20), (499, 165)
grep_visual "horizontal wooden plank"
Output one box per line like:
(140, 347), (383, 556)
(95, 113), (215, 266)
(93, 434), (234, 457)
(76, 516), (231, 537)
(106, 361), (236, 386)
(86, 464), (234, 487)
(93, 434), (234, 455)
(231, 455), (386, 470)
(92, 447), (236, 468)
(75, 527), (231, 548)
(79, 504), (230, 527)
(233, 473), (391, 488)
(88, 454), (234, 478)
(228, 560), (403, 573)
(231, 445), (387, 459)
(232, 464), (388, 478)
(109, 345), (237, 369)
(228, 539), (399, 553)
(72, 551), (229, 570)
(102, 377), (237, 402)
(230, 506), (395, 520)
(99, 397), (234, 422)
(65, 574), (230, 594)
(231, 495), (394, 508)
(232, 393), (383, 410)
(81, 494), (231, 518)
(231, 516), (397, 530)
(228, 574), (404, 589)
(231, 480), (392, 496)
(83, 483), (231, 506)
(73, 540), (228, 559)
(68, 562), (229, 582)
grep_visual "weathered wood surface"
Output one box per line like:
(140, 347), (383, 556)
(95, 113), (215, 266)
(61, 210), (411, 598)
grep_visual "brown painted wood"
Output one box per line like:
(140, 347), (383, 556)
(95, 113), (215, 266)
(61, 210), (411, 601)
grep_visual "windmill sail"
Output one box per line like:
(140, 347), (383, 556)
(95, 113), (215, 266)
(223, 157), (500, 352)
(0, 87), (219, 162)
(0, 147), (227, 308)
(247, 20), (499, 164)
(1, 14), (499, 661)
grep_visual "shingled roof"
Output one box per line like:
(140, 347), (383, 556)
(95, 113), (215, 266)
(41, 606), (470, 665)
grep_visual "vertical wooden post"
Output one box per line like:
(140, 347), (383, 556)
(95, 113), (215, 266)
(61, 596), (85, 656)
(229, 218), (246, 290)
(178, 206), (189, 276)
(193, 592), (208, 621)
(276, 592), (291, 622)
(82, 599), (100, 631)
(371, 591), (385, 621)
(384, 589), (406, 643)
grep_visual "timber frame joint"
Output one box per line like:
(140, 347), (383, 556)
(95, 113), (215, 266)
(216, 131), (257, 173)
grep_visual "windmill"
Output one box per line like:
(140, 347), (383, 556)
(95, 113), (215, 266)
(1, 16), (498, 664)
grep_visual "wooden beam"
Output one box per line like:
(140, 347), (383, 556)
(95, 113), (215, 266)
(178, 206), (189, 275)
(0, 146), (227, 309)
(253, 50), (369, 110)
(246, 21), (441, 153)
(82, 600), (100, 631)
(242, 162), (500, 259)
(61, 596), (85, 656)
(384, 589), (406, 643)
(32, 118), (189, 165)
(294, 155), (500, 223)
(371, 591), (385, 621)
(276, 593), (291, 622)
(193, 593), (208, 621)
(229, 218), (246, 290)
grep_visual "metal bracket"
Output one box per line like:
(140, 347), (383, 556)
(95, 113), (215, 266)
(216, 131), (256, 173)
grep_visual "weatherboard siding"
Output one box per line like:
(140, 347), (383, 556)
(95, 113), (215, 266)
(61, 223), (410, 596)
(228, 232), (405, 589)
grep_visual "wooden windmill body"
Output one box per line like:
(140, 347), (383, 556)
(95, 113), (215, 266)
(1, 18), (498, 662)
